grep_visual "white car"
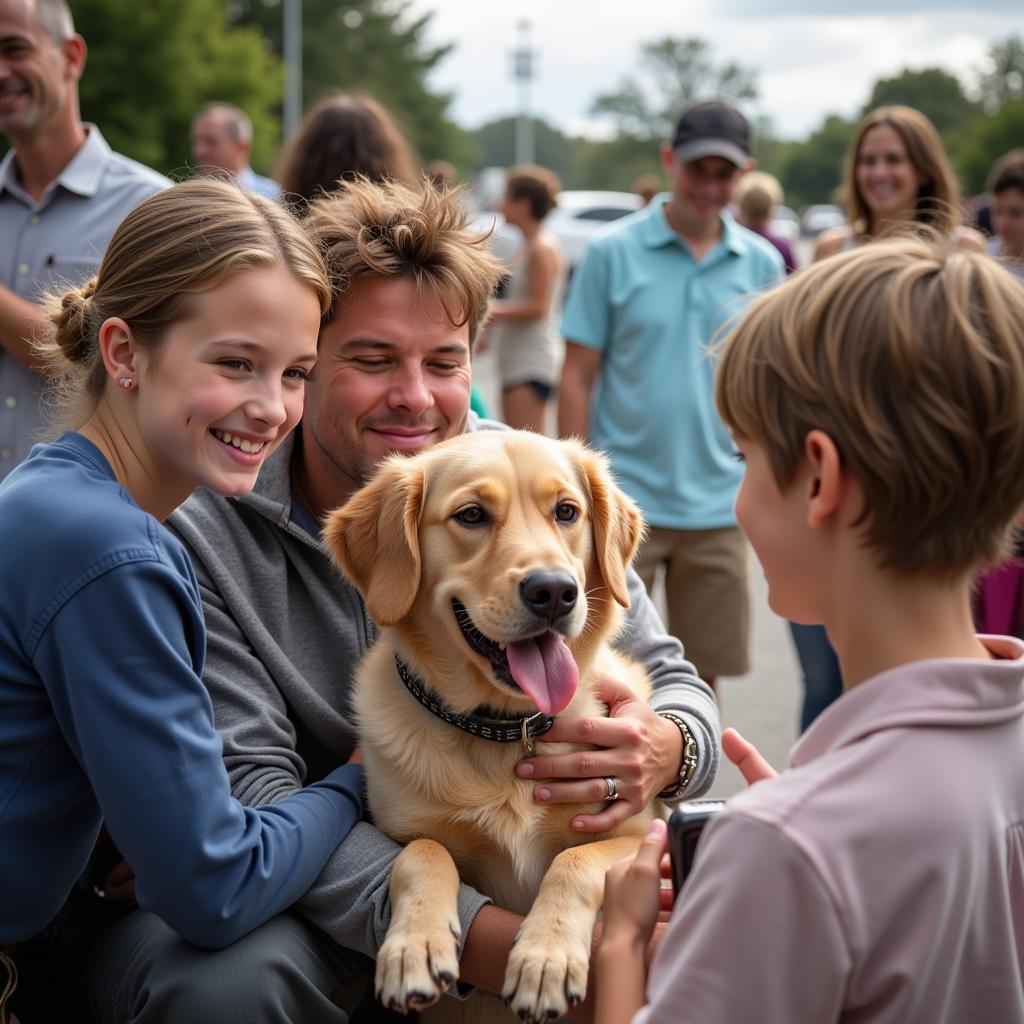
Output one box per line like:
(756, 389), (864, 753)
(545, 190), (644, 270)
(770, 205), (801, 242)
(471, 190), (643, 275)
(802, 203), (845, 237)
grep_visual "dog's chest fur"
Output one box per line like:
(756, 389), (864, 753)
(354, 640), (627, 915)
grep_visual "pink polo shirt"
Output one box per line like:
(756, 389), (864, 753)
(637, 636), (1024, 1023)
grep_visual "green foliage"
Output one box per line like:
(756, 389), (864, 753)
(570, 135), (663, 192)
(777, 115), (855, 211)
(956, 100), (1024, 193)
(74, 0), (282, 176)
(469, 117), (581, 183)
(590, 36), (758, 141)
(230, 0), (475, 170)
(976, 35), (1024, 112)
(862, 67), (978, 137)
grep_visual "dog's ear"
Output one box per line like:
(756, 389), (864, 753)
(579, 445), (645, 608)
(322, 459), (424, 626)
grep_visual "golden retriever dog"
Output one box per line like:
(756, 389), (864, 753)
(325, 431), (654, 1023)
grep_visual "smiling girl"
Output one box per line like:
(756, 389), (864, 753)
(0, 181), (365, 972)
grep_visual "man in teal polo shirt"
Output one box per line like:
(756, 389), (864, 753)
(558, 100), (783, 688)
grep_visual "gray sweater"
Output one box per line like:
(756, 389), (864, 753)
(168, 416), (720, 958)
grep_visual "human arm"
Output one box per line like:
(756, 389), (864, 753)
(34, 560), (364, 949)
(558, 342), (602, 441)
(813, 227), (849, 262)
(517, 567), (720, 831)
(596, 819), (671, 1024)
(487, 240), (561, 322)
(0, 283), (44, 369)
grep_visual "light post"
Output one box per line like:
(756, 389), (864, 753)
(283, 0), (302, 139)
(510, 20), (535, 165)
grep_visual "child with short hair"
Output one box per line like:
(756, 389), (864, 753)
(987, 148), (1024, 281)
(596, 236), (1024, 1023)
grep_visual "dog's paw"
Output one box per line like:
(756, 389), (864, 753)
(375, 917), (462, 1014)
(501, 932), (589, 1023)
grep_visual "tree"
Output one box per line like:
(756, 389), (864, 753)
(73, 0), (282, 176)
(862, 67), (977, 137)
(570, 135), (663, 192)
(778, 114), (855, 211)
(976, 35), (1024, 113)
(469, 117), (580, 182)
(231, 0), (475, 169)
(956, 100), (1024, 193)
(590, 37), (758, 141)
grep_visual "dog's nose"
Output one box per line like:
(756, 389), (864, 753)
(520, 571), (578, 625)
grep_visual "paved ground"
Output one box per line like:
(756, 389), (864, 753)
(471, 348), (803, 800)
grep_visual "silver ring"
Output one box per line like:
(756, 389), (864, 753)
(603, 776), (619, 802)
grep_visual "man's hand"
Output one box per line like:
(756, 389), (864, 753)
(721, 727), (777, 786)
(516, 674), (680, 833)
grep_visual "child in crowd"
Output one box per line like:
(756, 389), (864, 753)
(596, 235), (1024, 1023)
(987, 148), (1024, 281)
(0, 181), (365, 994)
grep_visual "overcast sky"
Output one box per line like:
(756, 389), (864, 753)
(412, 0), (1024, 139)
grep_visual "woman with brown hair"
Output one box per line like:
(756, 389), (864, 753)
(814, 104), (985, 259)
(483, 165), (566, 433)
(276, 92), (418, 214)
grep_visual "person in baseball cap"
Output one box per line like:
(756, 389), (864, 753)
(559, 97), (782, 696)
(671, 99), (752, 168)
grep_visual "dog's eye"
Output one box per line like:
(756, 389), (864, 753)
(454, 505), (487, 526)
(555, 502), (580, 523)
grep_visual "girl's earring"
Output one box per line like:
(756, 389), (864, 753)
(118, 376), (134, 390)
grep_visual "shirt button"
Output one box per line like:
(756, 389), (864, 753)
(1, 449), (12, 459)
(29, 214), (40, 225)
(4, 396), (15, 409)
(18, 263), (30, 275)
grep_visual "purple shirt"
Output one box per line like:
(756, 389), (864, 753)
(750, 225), (797, 274)
(638, 635), (1024, 1023)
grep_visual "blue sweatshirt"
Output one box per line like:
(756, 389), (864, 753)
(0, 433), (364, 946)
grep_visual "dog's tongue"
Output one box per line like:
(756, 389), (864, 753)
(505, 632), (579, 714)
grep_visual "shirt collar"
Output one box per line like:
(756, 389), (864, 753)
(0, 124), (111, 202)
(639, 195), (747, 257)
(791, 635), (1024, 770)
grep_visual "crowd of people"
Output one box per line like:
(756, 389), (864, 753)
(2, 1), (1023, 1022)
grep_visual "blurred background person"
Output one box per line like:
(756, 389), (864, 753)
(191, 102), (280, 200)
(425, 158), (457, 192)
(482, 165), (565, 433)
(631, 174), (661, 207)
(0, 0), (168, 483)
(986, 149), (1024, 280)
(814, 104), (985, 260)
(276, 92), (417, 215)
(733, 170), (798, 274)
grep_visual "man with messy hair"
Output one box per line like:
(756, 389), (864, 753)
(26, 179), (719, 1023)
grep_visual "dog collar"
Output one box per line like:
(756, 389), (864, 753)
(394, 655), (555, 753)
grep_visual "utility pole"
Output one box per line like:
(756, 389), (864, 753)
(283, 0), (303, 139)
(510, 20), (535, 165)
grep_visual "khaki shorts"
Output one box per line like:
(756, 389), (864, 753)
(634, 525), (750, 679)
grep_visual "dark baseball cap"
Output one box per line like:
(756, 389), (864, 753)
(671, 101), (751, 168)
